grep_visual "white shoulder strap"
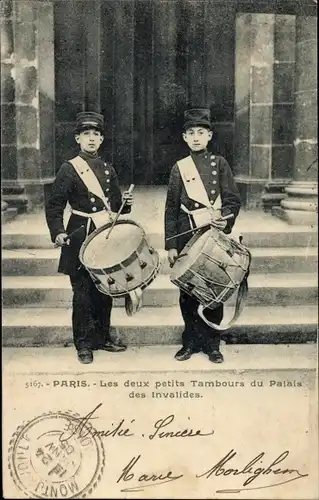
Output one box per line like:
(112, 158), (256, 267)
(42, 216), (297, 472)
(69, 156), (111, 211)
(177, 156), (210, 207)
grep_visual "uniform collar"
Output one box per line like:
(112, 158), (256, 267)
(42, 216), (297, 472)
(190, 148), (209, 158)
(79, 150), (99, 161)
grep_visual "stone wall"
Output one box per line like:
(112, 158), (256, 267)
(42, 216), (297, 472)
(234, 13), (296, 210)
(1, 0), (55, 210)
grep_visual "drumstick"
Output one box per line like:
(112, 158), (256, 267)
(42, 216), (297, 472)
(54, 225), (85, 248)
(166, 214), (234, 241)
(105, 184), (135, 240)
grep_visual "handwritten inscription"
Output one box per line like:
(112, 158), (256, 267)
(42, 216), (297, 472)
(117, 451), (308, 493)
(197, 449), (308, 493)
(56, 404), (308, 494)
(117, 455), (183, 492)
(59, 403), (214, 442)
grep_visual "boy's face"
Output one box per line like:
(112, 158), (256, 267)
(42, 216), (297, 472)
(75, 128), (103, 153)
(183, 127), (213, 151)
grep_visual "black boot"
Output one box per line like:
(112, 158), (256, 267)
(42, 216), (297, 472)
(175, 341), (200, 361)
(94, 339), (127, 352)
(208, 349), (224, 363)
(77, 348), (93, 364)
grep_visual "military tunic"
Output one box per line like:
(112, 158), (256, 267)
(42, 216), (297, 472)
(164, 149), (241, 352)
(45, 150), (131, 351)
(165, 149), (241, 252)
(46, 150), (131, 276)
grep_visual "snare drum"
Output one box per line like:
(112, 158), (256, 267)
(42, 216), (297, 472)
(79, 220), (160, 299)
(170, 226), (251, 330)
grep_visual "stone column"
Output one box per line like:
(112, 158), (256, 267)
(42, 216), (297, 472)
(274, 15), (318, 225)
(1, 0), (55, 210)
(234, 14), (275, 209)
(261, 15), (296, 212)
(234, 14), (296, 210)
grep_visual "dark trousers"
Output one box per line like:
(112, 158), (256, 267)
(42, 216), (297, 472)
(179, 291), (223, 352)
(69, 268), (113, 351)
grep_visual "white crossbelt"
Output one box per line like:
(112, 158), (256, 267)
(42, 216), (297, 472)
(69, 156), (114, 234)
(71, 208), (112, 234)
(180, 195), (222, 228)
(177, 156), (222, 227)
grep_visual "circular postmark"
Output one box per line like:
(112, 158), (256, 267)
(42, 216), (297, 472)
(8, 411), (105, 499)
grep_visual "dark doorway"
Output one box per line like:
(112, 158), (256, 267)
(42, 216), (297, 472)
(55, 0), (237, 184)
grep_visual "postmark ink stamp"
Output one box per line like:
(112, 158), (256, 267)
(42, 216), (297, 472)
(8, 410), (105, 499)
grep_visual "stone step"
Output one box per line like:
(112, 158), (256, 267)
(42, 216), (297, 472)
(2, 231), (318, 251)
(2, 246), (318, 276)
(3, 344), (317, 374)
(2, 214), (318, 250)
(1, 207), (18, 224)
(2, 273), (318, 308)
(2, 305), (317, 347)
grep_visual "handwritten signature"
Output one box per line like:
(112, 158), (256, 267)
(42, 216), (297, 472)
(117, 450), (308, 493)
(59, 403), (214, 442)
(58, 404), (308, 494)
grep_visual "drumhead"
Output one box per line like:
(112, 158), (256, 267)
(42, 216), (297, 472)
(172, 230), (210, 278)
(81, 221), (144, 269)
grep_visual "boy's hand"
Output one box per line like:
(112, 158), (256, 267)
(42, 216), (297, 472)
(209, 209), (227, 230)
(168, 249), (178, 267)
(55, 233), (69, 247)
(210, 218), (227, 230)
(122, 191), (134, 206)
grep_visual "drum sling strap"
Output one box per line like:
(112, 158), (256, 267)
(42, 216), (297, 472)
(197, 248), (252, 331)
(177, 156), (250, 330)
(177, 156), (221, 228)
(69, 156), (143, 316)
(69, 156), (113, 233)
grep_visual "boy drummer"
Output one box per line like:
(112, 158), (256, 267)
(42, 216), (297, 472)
(164, 108), (241, 363)
(46, 112), (133, 364)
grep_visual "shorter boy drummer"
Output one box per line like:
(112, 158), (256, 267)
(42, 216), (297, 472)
(46, 112), (133, 364)
(164, 108), (241, 363)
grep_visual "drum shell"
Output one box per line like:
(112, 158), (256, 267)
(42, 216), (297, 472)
(79, 220), (160, 297)
(171, 228), (250, 309)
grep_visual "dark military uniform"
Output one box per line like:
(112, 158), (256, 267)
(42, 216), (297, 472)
(45, 117), (131, 352)
(165, 148), (241, 353)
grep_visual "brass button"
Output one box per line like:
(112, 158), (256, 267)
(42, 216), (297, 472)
(210, 155), (215, 160)
(106, 197), (109, 202)
(92, 207), (97, 212)
(212, 171), (217, 175)
(213, 180), (217, 184)
(211, 189), (216, 194)
(105, 188), (109, 192)
(194, 202), (199, 208)
(90, 197), (95, 202)
(211, 162), (217, 166)
(105, 170), (109, 175)
(106, 179), (110, 183)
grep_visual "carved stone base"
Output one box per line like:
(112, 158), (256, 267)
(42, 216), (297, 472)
(1, 199), (18, 224)
(272, 181), (318, 225)
(260, 180), (290, 213)
(2, 186), (29, 213)
(2, 201), (8, 212)
(235, 178), (266, 210)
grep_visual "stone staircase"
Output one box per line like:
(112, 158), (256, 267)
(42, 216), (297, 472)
(2, 203), (318, 348)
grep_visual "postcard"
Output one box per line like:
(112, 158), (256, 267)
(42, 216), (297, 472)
(2, 0), (318, 498)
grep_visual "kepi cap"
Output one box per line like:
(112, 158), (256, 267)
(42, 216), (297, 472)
(184, 108), (211, 130)
(75, 112), (104, 134)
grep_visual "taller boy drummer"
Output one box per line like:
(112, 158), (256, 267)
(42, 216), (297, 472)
(46, 112), (133, 364)
(164, 108), (241, 363)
